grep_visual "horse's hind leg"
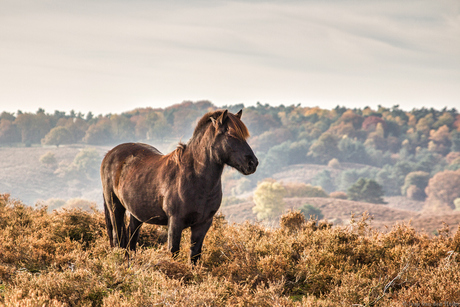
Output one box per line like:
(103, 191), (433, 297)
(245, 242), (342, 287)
(128, 214), (142, 251)
(105, 192), (128, 249)
(103, 196), (114, 247)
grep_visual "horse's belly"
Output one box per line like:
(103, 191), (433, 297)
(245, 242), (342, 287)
(123, 196), (168, 225)
(131, 206), (168, 225)
(143, 215), (168, 225)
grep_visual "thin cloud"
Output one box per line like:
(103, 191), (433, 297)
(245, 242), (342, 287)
(0, 0), (459, 114)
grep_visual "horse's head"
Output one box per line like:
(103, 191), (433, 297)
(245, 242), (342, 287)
(209, 109), (258, 175)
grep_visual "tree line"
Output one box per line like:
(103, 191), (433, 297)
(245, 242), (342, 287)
(2, 101), (460, 211)
(0, 101), (216, 147)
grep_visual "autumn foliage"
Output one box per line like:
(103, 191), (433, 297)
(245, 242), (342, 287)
(1, 194), (460, 306)
(1, 102), (460, 213)
(424, 170), (460, 211)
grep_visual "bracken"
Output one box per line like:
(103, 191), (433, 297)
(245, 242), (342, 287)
(0, 193), (459, 306)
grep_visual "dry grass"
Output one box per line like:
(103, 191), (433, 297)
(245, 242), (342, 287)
(1, 194), (460, 306)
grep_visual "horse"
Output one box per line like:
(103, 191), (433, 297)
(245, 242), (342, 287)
(100, 109), (258, 263)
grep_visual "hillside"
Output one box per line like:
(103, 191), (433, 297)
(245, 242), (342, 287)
(0, 145), (106, 205)
(272, 162), (380, 185)
(0, 143), (171, 206)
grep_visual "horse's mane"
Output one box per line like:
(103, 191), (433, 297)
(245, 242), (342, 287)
(169, 110), (250, 164)
(168, 143), (186, 164)
(192, 110), (250, 141)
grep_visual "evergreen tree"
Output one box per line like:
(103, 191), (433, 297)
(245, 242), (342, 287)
(347, 178), (386, 204)
(299, 204), (324, 220)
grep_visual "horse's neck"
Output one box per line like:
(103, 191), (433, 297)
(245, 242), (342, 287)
(185, 142), (224, 184)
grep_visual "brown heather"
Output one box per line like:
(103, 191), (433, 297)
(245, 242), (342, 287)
(1, 194), (459, 306)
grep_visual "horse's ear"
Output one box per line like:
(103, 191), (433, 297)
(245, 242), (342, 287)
(211, 110), (228, 128)
(235, 109), (243, 119)
(217, 110), (228, 125)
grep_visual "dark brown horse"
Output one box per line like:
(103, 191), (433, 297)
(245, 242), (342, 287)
(101, 109), (258, 263)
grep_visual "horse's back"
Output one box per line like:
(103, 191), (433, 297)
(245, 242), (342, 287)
(104, 142), (161, 163)
(108, 142), (162, 158)
(101, 143), (162, 186)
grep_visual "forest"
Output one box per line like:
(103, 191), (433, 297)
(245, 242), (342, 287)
(1, 100), (460, 213)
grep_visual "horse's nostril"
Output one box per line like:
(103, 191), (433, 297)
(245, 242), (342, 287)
(246, 156), (258, 168)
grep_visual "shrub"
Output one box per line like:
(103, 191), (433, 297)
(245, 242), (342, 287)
(54, 148), (101, 180)
(337, 167), (379, 192)
(347, 178), (386, 204)
(328, 158), (341, 168)
(299, 204), (324, 220)
(401, 171), (430, 199)
(424, 169), (460, 211)
(0, 194), (105, 276)
(51, 208), (103, 246)
(73, 148), (101, 176)
(1, 194), (460, 306)
(283, 182), (328, 198)
(279, 210), (306, 232)
(406, 185), (425, 201)
(39, 151), (57, 167)
(252, 180), (286, 221)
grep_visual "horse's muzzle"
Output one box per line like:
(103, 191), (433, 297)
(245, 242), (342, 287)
(243, 155), (258, 175)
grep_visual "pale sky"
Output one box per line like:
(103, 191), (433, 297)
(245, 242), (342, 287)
(1, 0), (459, 115)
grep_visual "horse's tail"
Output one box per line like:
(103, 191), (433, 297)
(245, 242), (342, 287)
(103, 194), (114, 247)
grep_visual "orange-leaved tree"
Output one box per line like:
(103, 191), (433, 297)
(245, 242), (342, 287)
(424, 169), (460, 211)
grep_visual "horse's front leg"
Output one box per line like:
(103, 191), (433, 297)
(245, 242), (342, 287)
(128, 214), (143, 251)
(167, 216), (184, 258)
(190, 219), (213, 264)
